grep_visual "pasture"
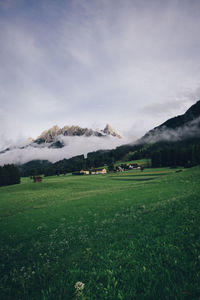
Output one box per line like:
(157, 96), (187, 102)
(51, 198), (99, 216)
(0, 167), (200, 299)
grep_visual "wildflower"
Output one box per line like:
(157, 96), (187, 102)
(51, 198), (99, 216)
(75, 281), (85, 291)
(74, 281), (85, 298)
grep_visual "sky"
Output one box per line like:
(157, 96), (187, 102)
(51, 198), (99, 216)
(0, 0), (200, 151)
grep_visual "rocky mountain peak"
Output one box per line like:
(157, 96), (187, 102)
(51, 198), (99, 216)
(34, 124), (122, 144)
(102, 124), (122, 138)
(103, 124), (113, 133)
(36, 125), (62, 143)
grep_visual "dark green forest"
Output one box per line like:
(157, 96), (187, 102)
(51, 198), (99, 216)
(1, 139), (200, 183)
(18, 138), (200, 177)
(0, 164), (20, 187)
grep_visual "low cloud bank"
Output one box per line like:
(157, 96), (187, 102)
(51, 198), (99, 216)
(140, 117), (200, 144)
(0, 135), (31, 152)
(0, 135), (129, 166)
(1, 116), (199, 166)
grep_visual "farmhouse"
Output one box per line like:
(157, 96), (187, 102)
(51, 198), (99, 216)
(80, 170), (90, 175)
(91, 168), (107, 175)
(33, 176), (42, 183)
(128, 164), (140, 169)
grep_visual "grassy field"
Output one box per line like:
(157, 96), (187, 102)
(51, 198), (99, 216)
(114, 158), (151, 167)
(0, 167), (200, 299)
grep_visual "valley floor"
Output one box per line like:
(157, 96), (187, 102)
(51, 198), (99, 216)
(0, 167), (200, 299)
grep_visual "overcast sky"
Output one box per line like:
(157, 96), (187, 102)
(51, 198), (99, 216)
(0, 0), (200, 149)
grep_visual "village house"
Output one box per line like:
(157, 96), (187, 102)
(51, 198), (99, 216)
(80, 170), (90, 175)
(128, 164), (141, 170)
(91, 168), (107, 175)
(73, 168), (107, 175)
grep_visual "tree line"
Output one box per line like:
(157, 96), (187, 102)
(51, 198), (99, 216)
(1, 138), (200, 184)
(0, 164), (20, 187)
(150, 141), (200, 168)
(18, 138), (200, 177)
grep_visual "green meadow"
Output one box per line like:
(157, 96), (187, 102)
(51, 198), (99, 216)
(0, 167), (200, 299)
(115, 158), (151, 168)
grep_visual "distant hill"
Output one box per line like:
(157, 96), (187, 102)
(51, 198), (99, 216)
(139, 100), (200, 143)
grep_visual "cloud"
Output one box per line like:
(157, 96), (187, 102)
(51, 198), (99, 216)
(139, 116), (200, 144)
(0, 0), (200, 143)
(0, 135), (130, 166)
(140, 97), (195, 119)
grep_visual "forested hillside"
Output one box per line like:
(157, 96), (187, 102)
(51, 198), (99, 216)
(15, 100), (200, 177)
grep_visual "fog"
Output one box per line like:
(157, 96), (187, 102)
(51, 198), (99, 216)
(139, 117), (200, 144)
(0, 115), (199, 166)
(0, 135), (130, 166)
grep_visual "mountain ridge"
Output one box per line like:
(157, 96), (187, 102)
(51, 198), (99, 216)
(1, 101), (200, 168)
(0, 123), (123, 165)
(139, 100), (200, 143)
(34, 123), (122, 145)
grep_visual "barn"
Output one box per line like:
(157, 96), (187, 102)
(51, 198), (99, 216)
(33, 176), (42, 183)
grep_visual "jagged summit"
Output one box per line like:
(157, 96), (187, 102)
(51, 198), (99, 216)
(34, 124), (122, 144)
(102, 124), (122, 138)
(36, 125), (61, 143)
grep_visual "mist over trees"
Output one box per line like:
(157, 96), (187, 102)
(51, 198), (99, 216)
(12, 101), (200, 177)
(18, 137), (200, 177)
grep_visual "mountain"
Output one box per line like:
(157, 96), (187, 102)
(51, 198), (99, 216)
(7, 100), (200, 174)
(139, 100), (200, 144)
(34, 124), (122, 146)
(0, 124), (123, 166)
(1, 101), (200, 169)
(0, 124), (122, 153)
